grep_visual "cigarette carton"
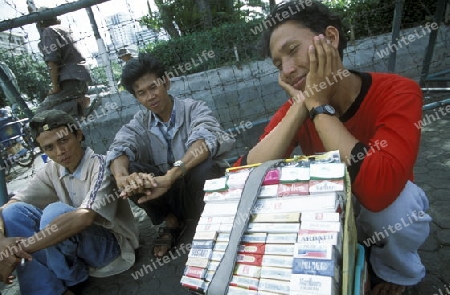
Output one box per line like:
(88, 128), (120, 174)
(202, 201), (238, 216)
(219, 223), (233, 232)
(227, 286), (258, 295)
(260, 266), (292, 281)
(227, 169), (251, 189)
(185, 257), (210, 269)
(277, 183), (309, 196)
(193, 231), (218, 241)
(297, 229), (342, 245)
(290, 274), (338, 294)
(207, 261), (219, 272)
(262, 168), (280, 185)
(236, 253), (263, 266)
(264, 244), (295, 256)
(213, 242), (228, 252)
(198, 216), (235, 225)
(251, 213), (301, 223)
(192, 240), (215, 249)
(258, 278), (290, 294)
(180, 276), (208, 294)
(184, 266), (207, 279)
(293, 243), (339, 260)
(205, 270), (215, 282)
(217, 233), (230, 242)
(234, 264), (262, 278)
(188, 248), (213, 259)
(238, 243), (266, 255)
(279, 166), (310, 183)
(204, 188), (243, 202)
(266, 233), (298, 244)
(246, 222), (300, 233)
(261, 255), (294, 268)
(292, 257), (340, 280)
(301, 212), (341, 222)
(210, 250), (225, 262)
(203, 177), (227, 192)
(195, 223), (221, 232)
(229, 275), (259, 290)
(309, 163), (345, 194)
(300, 220), (342, 232)
(241, 233), (267, 243)
(259, 184), (279, 198)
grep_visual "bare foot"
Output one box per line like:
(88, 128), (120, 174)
(372, 281), (406, 295)
(153, 214), (180, 257)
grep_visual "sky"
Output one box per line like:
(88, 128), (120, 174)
(0, 0), (156, 64)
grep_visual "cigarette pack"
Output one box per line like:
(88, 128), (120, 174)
(236, 253), (263, 266)
(262, 168), (280, 185)
(210, 250), (225, 262)
(184, 266), (207, 279)
(246, 222), (300, 233)
(238, 243), (266, 255)
(192, 240), (215, 249)
(266, 233), (298, 244)
(207, 261), (219, 272)
(196, 223), (221, 232)
(227, 285), (258, 295)
(205, 270), (215, 282)
(301, 212), (340, 222)
(204, 188), (243, 202)
(258, 278), (290, 295)
(180, 276), (208, 294)
(188, 248), (213, 259)
(229, 275), (259, 290)
(213, 242), (228, 252)
(227, 170), (251, 188)
(279, 166), (310, 183)
(185, 257), (210, 269)
(260, 266), (292, 281)
(203, 177), (227, 192)
(277, 183), (309, 196)
(259, 184), (279, 198)
(193, 231), (218, 241)
(261, 255), (294, 268)
(202, 201), (238, 216)
(297, 229), (342, 245)
(292, 257), (340, 279)
(251, 213), (301, 223)
(300, 220), (342, 232)
(219, 223), (233, 232)
(241, 233), (267, 243)
(290, 274), (338, 295)
(293, 243), (339, 260)
(233, 263), (262, 278)
(198, 216), (235, 225)
(264, 244), (295, 256)
(217, 233), (230, 242)
(309, 163), (345, 194)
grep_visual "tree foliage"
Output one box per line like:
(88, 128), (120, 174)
(90, 62), (123, 86)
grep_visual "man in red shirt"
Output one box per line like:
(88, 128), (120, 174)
(236, 1), (431, 294)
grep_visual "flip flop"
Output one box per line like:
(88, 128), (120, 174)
(153, 222), (187, 258)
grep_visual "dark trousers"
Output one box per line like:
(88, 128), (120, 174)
(129, 158), (222, 225)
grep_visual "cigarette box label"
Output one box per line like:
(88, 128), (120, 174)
(236, 253), (263, 266)
(251, 213), (301, 223)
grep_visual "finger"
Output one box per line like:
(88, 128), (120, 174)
(308, 43), (317, 75)
(322, 37), (333, 75)
(313, 35), (325, 76)
(137, 193), (156, 204)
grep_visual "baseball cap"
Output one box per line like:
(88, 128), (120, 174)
(118, 48), (131, 58)
(30, 110), (80, 140)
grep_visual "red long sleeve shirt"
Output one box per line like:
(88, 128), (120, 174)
(235, 72), (423, 212)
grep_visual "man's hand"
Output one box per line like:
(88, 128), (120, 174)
(304, 34), (343, 110)
(48, 85), (61, 95)
(117, 172), (158, 198)
(0, 237), (32, 284)
(135, 175), (174, 204)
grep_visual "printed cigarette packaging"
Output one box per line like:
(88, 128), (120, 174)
(251, 213), (301, 223)
(261, 255), (294, 268)
(257, 291), (283, 295)
(258, 278), (290, 294)
(238, 243), (266, 255)
(259, 184), (279, 198)
(192, 240), (215, 249)
(301, 212), (341, 222)
(236, 253), (263, 266)
(292, 257), (340, 280)
(185, 257), (210, 269)
(203, 177), (227, 192)
(207, 261), (219, 272)
(262, 168), (280, 185)
(300, 220), (342, 232)
(229, 275), (259, 290)
(180, 276), (208, 294)
(294, 243), (339, 260)
(264, 244), (295, 256)
(260, 266), (292, 281)
(213, 242), (228, 252)
(309, 162), (345, 194)
(277, 183), (309, 196)
(227, 285), (258, 295)
(188, 248), (213, 259)
(210, 250), (225, 262)
(217, 233), (230, 242)
(205, 270), (215, 282)
(297, 229), (342, 245)
(246, 222), (300, 233)
(279, 166), (310, 183)
(227, 170), (251, 189)
(204, 188), (242, 202)
(196, 223), (221, 232)
(266, 233), (298, 244)
(219, 223), (234, 232)
(184, 266), (207, 279)
(198, 216), (235, 225)
(290, 274), (338, 295)
(193, 231), (218, 241)
(241, 233), (267, 243)
(234, 263), (262, 278)
(202, 201), (238, 216)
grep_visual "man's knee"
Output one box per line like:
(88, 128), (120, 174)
(40, 202), (75, 229)
(2, 202), (35, 224)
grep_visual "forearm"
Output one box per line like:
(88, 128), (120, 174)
(47, 61), (59, 89)
(167, 140), (210, 180)
(19, 209), (95, 254)
(247, 103), (308, 164)
(110, 155), (130, 179)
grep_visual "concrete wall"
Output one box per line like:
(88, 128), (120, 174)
(83, 24), (450, 161)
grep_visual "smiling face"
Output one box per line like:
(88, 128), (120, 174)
(133, 73), (173, 121)
(36, 126), (84, 173)
(269, 21), (317, 91)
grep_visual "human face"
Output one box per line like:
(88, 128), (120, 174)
(133, 73), (173, 121)
(36, 126), (84, 173)
(270, 21), (317, 91)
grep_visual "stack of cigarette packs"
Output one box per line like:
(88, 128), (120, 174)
(181, 151), (347, 295)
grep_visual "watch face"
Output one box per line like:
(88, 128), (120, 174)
(324, 105), (335, 114)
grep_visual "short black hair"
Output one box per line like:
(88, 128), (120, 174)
(121, 53), (167, 96)
(259, 0), (347, 60)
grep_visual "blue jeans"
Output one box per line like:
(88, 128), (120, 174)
(2, 202), (120, 295)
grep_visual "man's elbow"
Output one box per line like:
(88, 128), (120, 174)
(77, 209), (97, 227)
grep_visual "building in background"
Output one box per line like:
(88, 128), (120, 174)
(0, 31), (28, 56)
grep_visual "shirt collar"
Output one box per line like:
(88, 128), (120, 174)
(59, 147), (93, 180)
(151, 97), (176, 127)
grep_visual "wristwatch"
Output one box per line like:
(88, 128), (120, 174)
(173, 160), (187, 176)
(309, 104), (336, 121)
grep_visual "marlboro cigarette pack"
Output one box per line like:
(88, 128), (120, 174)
(238, 243), (266, 255)
(258, 278), (290, 294)
(277, 183), (309, 196)
(266, 233), (298, 244)
(251, 213), (301, 223)
(300, 220), (342, 232)
(184, 266), (207, 279)
(290, 274), (338, 295)
(180, 276), (208, 294)
(227, 286), (258, 295)
(301, 212), (341, 222)
(188, 248), (213, 259)
(229, 275), (259, 290)
(192, 240), (215, 249)
(293, 243), (339, 260)
(234, 263), (262, 278)
(246, 222), (300, 233)
(261, 255), (294, 268)
(241, 233), (267, 243)
(236, 253), (263, 266)
(264, 244), (295, 256)
(259, 184), (279, 198)
(309, 163), (345, 194)
(292, 257), (340, 280)
(260, 266), (292, 281)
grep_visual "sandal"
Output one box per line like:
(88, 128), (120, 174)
(153, 222), (187, 258)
